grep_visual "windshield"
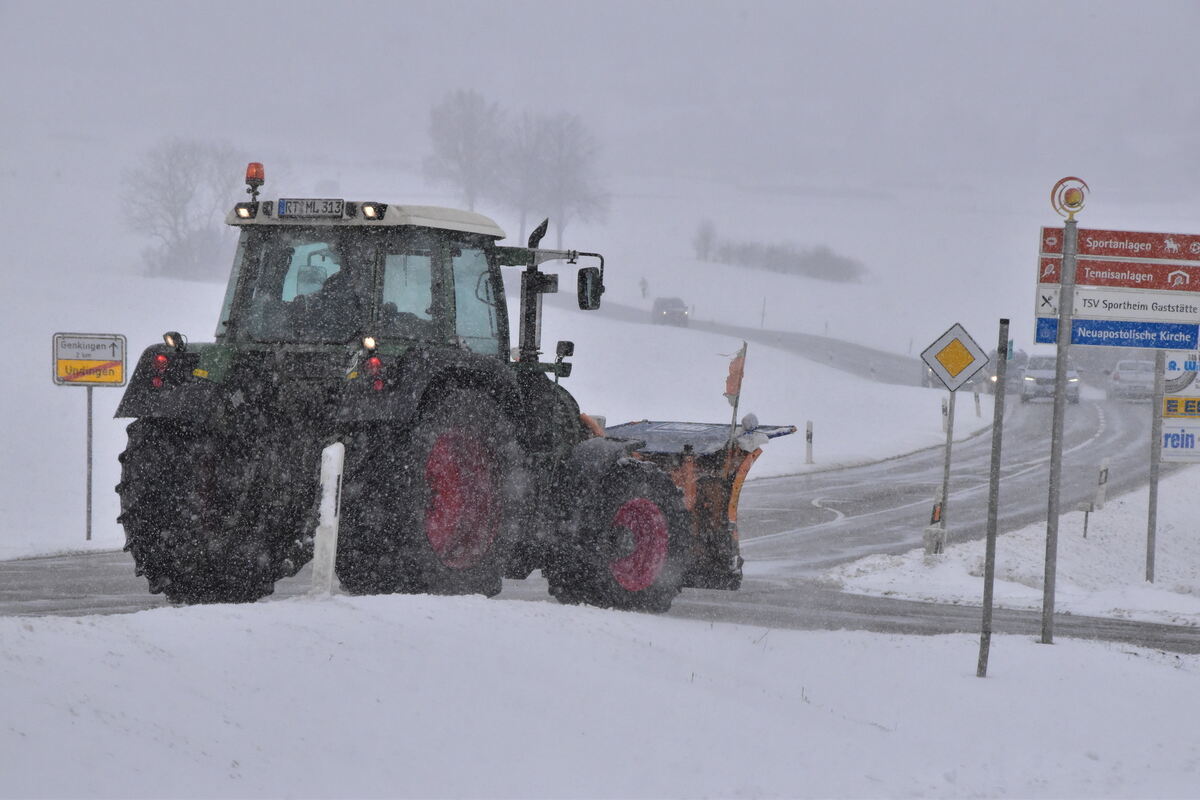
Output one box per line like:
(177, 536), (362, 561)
(1027, 356), (1057, 370)
(225, 227), (504, 353)
(233, 228), (374, 343)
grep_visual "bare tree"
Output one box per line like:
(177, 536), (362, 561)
(423, 89), (505, 211)
(536, 112), (608, 249)
(499, 110), (551, 242)
(121, 137), (243, 280)
(693, 218), (716, 261)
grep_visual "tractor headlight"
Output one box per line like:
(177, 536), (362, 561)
(361, 202), (387, 220)
(163, 331), (187, 352)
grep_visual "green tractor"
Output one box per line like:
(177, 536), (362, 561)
(115, 163), (793, 611)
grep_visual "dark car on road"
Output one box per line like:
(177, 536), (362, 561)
(651, 297), (689, 326)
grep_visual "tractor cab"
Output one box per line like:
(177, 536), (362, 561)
(219, 163), (605, 372)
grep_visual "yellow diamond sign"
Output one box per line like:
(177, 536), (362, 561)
(936, 339), (974, 377)
(921, 323), (988, 391)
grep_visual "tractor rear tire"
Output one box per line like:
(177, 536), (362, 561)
(336, 388), (523, 597)
(117, 419), (289, 605)
(547, 459), (689, 613)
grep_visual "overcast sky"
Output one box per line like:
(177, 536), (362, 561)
(4, 0), (1198, 201)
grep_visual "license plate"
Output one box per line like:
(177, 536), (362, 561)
(277, 198), (345, 218)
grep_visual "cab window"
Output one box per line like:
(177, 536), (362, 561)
(380, 247), (437, 340)
(237, 230), (366, 343)
(452, 246), (500, 355)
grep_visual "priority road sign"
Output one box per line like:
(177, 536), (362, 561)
(53, 332), (127, 387)
(921, 323), (988, 392)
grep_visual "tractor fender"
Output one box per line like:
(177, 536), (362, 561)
(115, 346), (215, 419)
(561, 436), (645, 489)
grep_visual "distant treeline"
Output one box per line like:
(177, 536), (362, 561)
(692, 219), (866, 283)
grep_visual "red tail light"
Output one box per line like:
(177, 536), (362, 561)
(364, 355), (384, 391)
(150, 353), (169, 388)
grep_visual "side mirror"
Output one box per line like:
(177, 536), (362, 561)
(577, 266), (604, 311)
(556, 340), (574, 358)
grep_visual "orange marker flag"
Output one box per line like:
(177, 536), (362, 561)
(724, 341), (747, 407)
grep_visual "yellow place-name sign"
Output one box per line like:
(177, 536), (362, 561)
(53, 332), (127, 387)
(56, 359), (124, 384)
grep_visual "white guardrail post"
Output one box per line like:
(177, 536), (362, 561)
(805, 420), (814, 464)
(310, 441), (346, 596)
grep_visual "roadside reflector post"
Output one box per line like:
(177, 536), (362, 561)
(1146, 349), (1166, 583)
(941, 397), (949, 432)
(978, 318), (1009, 678)
(925, 486), (945, 556)
(1095, 458), (1110, 510)
(310, 442), (345, 596)
(805, 420), (814, 464)
(974, 390), (982, 418)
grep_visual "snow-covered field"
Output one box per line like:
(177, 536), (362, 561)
(3, 591), (1198, 798)
(6, 128), (1200, 800)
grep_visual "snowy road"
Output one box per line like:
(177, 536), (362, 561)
(2, 393), (1193, 653)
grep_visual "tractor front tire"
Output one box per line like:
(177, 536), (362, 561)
(337, 388), (524, 597)
(547, 459), (689, 613)
(117, 419), (284, 605)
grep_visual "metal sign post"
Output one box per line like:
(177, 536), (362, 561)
(1146, 349), (1166, 582)
(1041, 178), (1087, 645)
(940, 390), (956, 531)
(52, 332), (127, 541)
(978, 318), (1009, 678)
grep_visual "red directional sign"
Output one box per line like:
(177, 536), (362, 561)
(1038, 257), (1200, 292)
(1041, 227), (1200, 262)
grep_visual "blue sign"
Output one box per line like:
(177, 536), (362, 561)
(1036, 318), (1199, 349)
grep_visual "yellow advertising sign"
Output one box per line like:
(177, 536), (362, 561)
(53, 333), (127, 387)
(1163, 396), (1200, 418)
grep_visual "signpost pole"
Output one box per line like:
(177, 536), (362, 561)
(978, 318), (1009, 678)
(1042, 215), (1078, 644)
(940, 389), (956, 531)
(1147, 349), (1165, 582)
(86, 385), (93, 542)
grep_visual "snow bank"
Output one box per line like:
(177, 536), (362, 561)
(825, 463), (1200, 627)
(2, 594), (1197, 799)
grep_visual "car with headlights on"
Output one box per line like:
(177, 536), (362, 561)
(1020, 354), (1080, 403)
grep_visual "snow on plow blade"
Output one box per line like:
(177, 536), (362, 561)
(604, 420), (796, 590)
